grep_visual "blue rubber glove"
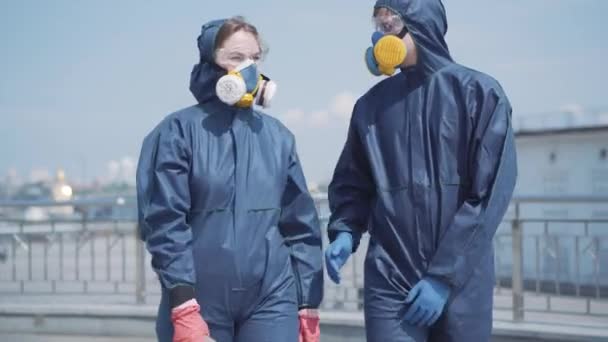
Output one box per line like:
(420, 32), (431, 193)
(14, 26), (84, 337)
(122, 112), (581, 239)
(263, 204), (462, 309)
(324, 232), (353, 284)
(404, 277), (451, 327)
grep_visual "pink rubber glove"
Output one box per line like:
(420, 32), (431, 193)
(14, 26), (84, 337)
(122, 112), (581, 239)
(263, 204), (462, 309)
(298, 309), (320, 342)
(171, 299), (211, 342)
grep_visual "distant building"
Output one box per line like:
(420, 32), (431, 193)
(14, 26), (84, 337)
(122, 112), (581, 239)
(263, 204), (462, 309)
(48, 169), (74, 216)
(12, 182), (52, 202)
(503, 110), (608, 290)
(8, 169), (75, 220)
(515, 125), (608, 197)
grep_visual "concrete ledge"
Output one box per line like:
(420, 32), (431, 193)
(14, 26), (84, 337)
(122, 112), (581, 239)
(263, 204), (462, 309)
(0, 304), (157, 318)
(493, 309), (608, 342)
(493, 319), (608, 342)
(0, 304), (607, 342)
(0, 307), (156, 338)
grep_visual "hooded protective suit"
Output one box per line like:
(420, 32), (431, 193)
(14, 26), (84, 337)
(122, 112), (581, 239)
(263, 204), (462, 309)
(327, 1), (517, 341)
(137, 19), (323, 342)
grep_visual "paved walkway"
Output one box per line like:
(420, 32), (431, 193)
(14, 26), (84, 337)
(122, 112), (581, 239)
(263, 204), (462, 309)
(1, 303), (607, 341)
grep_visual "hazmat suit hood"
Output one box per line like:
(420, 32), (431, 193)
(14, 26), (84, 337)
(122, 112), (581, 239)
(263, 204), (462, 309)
(375, 0), (453, 76)
(189, 19), (227, 104)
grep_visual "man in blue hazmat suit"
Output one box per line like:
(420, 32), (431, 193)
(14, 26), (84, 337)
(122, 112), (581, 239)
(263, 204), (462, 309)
(324, 1), (518, 341)
(137, 17), (323, 342)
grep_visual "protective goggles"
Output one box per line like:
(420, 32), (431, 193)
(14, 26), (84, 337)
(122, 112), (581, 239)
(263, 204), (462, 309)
(373, 9), (408, 37)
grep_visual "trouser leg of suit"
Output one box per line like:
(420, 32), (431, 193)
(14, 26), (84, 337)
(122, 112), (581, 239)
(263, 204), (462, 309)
(365, 272), (494, 342)
(363, 249), (429, 342)
(365, 307), (492, 342)
(428, 255), (495, 342)
(156, 274), (298, 342)
(427, 308), (492, 342)
(365, 313), (428, 342)
(363, 238), (496, 342)
(362, 242), (495, 342)
(236, 312), (298, 342)
(235, 272), (299, 342)
(364, 274), (428, 342)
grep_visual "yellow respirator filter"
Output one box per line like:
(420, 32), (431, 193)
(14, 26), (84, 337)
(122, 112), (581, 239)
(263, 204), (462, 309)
(373, 35), (407, 76)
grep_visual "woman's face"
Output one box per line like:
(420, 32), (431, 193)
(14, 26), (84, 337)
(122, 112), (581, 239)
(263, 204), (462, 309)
(215, 30), (262, 71)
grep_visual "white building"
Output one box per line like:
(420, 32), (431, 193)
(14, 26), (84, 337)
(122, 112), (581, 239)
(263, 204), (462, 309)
(504, 110), (608, 287)
(515, 126), (608, 197)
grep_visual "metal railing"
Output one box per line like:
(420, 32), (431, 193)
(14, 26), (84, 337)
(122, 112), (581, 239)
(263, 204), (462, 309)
(498, 196), (608, 321)
(0, 195), (606, 322)
(0, 220), (143, 301)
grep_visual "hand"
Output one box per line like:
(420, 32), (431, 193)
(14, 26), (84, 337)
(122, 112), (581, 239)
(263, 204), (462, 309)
(403, 277), (451, 327)
(324, 232), (353, 284)
(298, 308), (320, 342)
(171, 299), (210, 342)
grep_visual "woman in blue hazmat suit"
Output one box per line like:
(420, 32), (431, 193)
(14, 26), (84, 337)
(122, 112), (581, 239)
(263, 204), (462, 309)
(137, 17), (323, 342)
(324, 1), (517, 341)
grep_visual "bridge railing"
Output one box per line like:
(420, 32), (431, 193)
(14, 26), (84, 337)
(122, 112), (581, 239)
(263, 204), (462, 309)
(0, 195), (606, 321)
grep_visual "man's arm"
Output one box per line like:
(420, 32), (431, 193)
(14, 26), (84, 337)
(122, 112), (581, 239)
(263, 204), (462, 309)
(328, 101), (376, 252)
(426, 85), (518, 289)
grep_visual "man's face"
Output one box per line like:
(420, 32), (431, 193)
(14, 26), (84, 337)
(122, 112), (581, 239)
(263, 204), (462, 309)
(373, 7), (406, 36)
(373, 7), (417, 67)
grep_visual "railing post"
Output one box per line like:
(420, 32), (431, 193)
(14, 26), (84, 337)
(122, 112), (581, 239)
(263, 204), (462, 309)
(511, 202), (524, 321)
(135, 224), (146, 304)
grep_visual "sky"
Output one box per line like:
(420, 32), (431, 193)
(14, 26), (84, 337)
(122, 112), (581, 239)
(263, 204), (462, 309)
(1, 0), (607, 185)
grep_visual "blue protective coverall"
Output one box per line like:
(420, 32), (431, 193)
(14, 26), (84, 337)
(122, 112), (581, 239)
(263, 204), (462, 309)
(137, 19), (323, 342)
(327, 1), (518, 341)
